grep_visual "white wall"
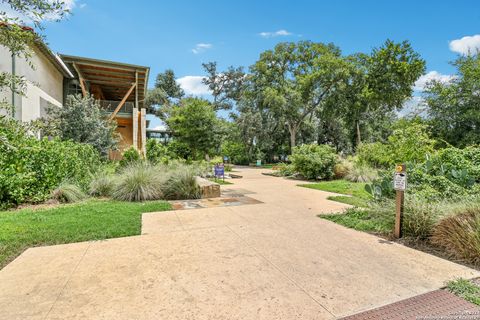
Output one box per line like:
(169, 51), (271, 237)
(0, 44), (64, 122)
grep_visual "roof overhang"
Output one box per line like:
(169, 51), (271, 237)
(59, 54), (150, 106)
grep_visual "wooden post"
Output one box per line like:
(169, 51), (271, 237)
(132, 107), (138, 151)
(394, 164), (406, 239)
(140, 108), (146, 156)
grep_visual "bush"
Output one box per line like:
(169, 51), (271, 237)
(146, 139), (172, 164)
(119, 147), (141, 167)
(51, 183), (87, 203)
(431, 207), (480, 266)
(333, 159), (352, 179)
(112, 163), (165, 201)
(0, 117), (101, 208)
(403, 197), (438, 239)
(290, 144), (337, 180)
(89, 174), (117, 197)
(275, 163), (295, 177)
(221, 141), (250, 165)
(162, 168), (201, 200)
(345, 163), (378, 182)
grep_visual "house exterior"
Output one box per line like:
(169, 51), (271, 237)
(0, 40), (150, 159)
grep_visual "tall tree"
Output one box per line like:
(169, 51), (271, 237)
(250, 41), (350, 150)
(145, 69), (184, 117)
(334, 40), (425, 147)
(425, 54), (480, 147)
(165, 97), (220, 159)
(202, 61), (246, 111)
(0, 0), (69, 108)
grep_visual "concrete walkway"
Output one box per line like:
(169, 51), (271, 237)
(1, 168), (478, 319)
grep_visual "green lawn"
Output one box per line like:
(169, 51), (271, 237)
(320, 208), (393, 235)
(0, 199), (171, 269)
(208, 177), (233, 185)
(298, 180), (371, 207)
(447, 278), (480, 305)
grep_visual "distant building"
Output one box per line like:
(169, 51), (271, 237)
(0, 37), (150, 159)
(146, 125), (172, 144)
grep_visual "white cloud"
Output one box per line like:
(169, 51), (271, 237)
(176, 76), (211, 95)
(400, 96), (427, 117)
(449, 34), (480, 55)
(259, 29), (292, 38)
(191, 43), (212, 54)
(414, 71), (454, 91)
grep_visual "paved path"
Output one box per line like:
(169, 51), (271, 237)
(0, 168), (478, 319)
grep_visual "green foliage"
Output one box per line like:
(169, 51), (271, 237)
(166, 98), (221, 159)
(365, 175), (395, 200)
(290, 144), (337, 180)
(37, 94), (118, 157)
(0, 117), (101, 208)
(51, 182), (87, 203)
(356, 121), (435, 168)
(447, 279), (480, 306)
(112, 163), (165, 202)
(432, 207), (480, 266)
(345, 163), (378, 183)
(119, 146), (141, 167)
(276, 163), (296, 177)
(300, 180), (371, 207)
(333, 159), (351, 179)
(146, 139), (173, 164)
(89, 173), (117, 197)
(162, 169), (201, 200)
(321, 206), (393, 234)
(221, 141), (250, 165)
(425, 54), (480, 147)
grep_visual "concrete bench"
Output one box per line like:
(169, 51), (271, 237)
(196, 177), (221, 198)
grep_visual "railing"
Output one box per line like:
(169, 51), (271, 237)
(99, 100), (135, 114)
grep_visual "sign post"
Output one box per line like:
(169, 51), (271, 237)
(394, 164), (407, 238)
(214, 163), (225, 182)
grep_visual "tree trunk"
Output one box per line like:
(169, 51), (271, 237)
(288, 124), (297, 153)
(356, 120), (362, 146)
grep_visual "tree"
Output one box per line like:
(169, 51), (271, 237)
(329, 40), (425, 148)
(250, 41), (350, 151)
(165, 97), (220, 159)
(425, 54), (480, 147)
(145, 69), (184, 118)
(36, 94), (118, 157)
(202, 61), (246, 111)
(0, 0), (69, 107)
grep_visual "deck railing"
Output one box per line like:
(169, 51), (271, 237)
(99, 100), (135, 114)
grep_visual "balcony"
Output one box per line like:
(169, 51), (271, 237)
(99, 100), (135, 115)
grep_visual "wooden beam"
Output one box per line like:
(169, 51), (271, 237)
(72, 63), (88, 96)
(108, 82), (136, 121)
(135, 70), (138, 109)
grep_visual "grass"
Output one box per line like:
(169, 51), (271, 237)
(299, 180), (371, 207)
(321, 207), (393, 235)
(446, 278), (480, 305)
(208, 177), (233, 185)
(0, 199), (171, 269)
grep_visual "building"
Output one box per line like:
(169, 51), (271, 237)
(0, 38), (150, 158)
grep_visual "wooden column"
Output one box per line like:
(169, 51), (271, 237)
(132, 107), (138, 151)
(141, 108), (146, 156)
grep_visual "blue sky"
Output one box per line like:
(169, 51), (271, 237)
(20, 0), (480, 125)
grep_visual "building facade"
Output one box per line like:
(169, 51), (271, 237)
(0, 42), (150, 158)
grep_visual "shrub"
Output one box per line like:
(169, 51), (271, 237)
(290, 144), (337, 180)
(345, 163), (378, 182)
(403, 197), (438, 239)
(112, 163), (165, 201)
(276, 163), (296, 177)
(89, 174), (117, 197)
(431, 207), (480, 266)
(333, 159), (352, 179)
(51, 183), (87, 203)
(356, 142), (391, 168)
(146, 139), (172, 164)
(221, 141), (250, 165)
(119, 147), (141, 167)
(0, 117), (101, 208)
(162, 168), (201, 200)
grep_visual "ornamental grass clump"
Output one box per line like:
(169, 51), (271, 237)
(431, 207), (480, 266)
(162, 167), (201, 200)
(112, 163), (166, 201)
(51, 182), (87, 203)
(89, 173), (117, 197)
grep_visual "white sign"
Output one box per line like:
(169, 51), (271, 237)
(394, 172), (407, 191)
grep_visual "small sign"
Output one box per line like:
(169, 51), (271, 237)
(394, 173), (406, 191)
(214, 164), (225, 177)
